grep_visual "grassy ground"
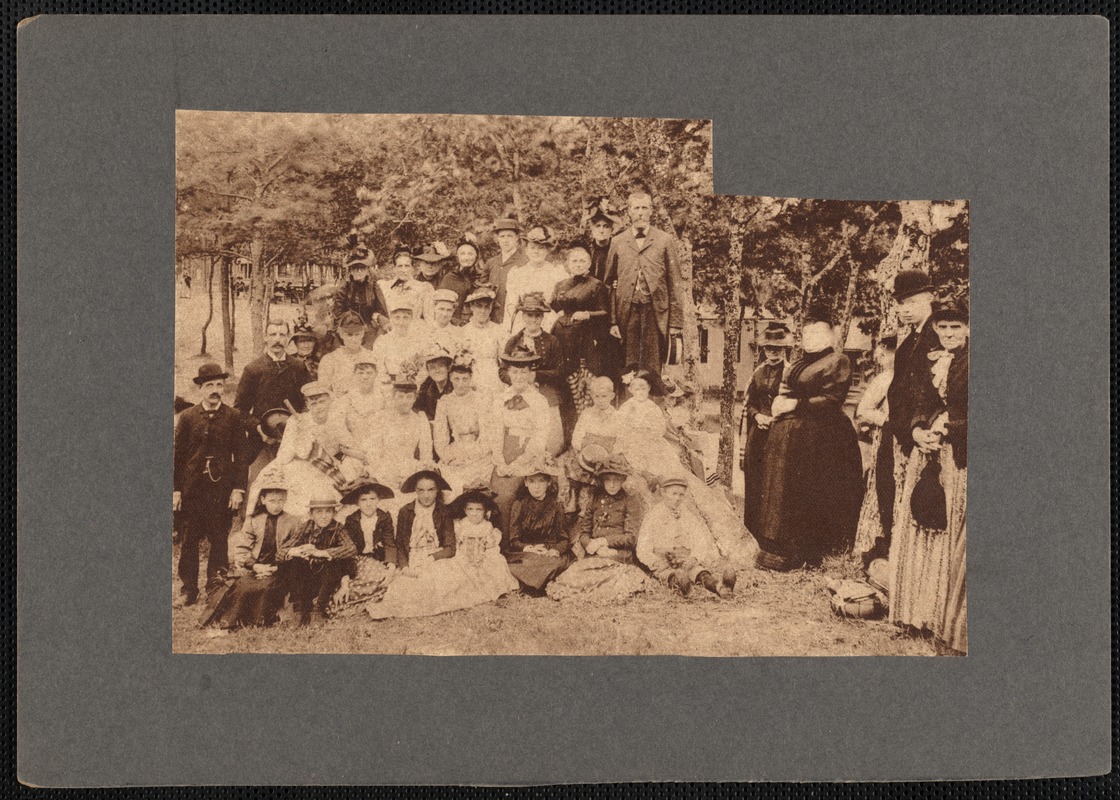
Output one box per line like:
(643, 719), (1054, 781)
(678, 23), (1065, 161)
(173, 292), (934, 657)
(171, 545), (934, 656)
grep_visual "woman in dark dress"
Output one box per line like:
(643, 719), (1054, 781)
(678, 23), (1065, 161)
(754, 315), (864, 571)
(504, 457), (574, 592)
(551, 244), (612, 428)
(739, 322), (793, 535)
(888, 298), (969, 653)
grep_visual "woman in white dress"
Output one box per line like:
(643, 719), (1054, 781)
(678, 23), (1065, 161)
(367, 489), (518, 620)
(502, 225), (568, 334)
(488, 346), (552, 525)
(243, 381), (365, 521)
(432, 354), (494, 495)
(457, 284), (507, 400)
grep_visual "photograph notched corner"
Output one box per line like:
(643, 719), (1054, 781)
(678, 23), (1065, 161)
(172, 110), (968, 658)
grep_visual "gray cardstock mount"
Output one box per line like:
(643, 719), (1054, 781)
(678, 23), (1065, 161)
(16, 15), (1110, 786)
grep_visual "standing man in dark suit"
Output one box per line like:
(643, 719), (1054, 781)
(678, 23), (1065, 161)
(604, 191), (684, 378)
(481, 218), (528, 326)
(870, 269), (941, 563)
(233, 318), (311, 477)
(174, 363), (250, 605)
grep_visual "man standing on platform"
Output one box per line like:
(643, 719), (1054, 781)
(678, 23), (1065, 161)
(174, 363), (249, 605)
(605, 191), (684, 378)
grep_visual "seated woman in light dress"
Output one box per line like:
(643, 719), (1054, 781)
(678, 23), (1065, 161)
(563, 376), (622, 514)
(614, 369), (757, 569)
(432, 352), (494, 496)
(243, 381), (366, 521)
(488, 345), (552, 526)
(367, 489), (518, 620)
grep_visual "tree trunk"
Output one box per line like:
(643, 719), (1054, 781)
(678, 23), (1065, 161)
(715, 231), (745, 486)
(247, 236), (267, 355)
(199, 253), (217, 356)
(675, 235), (704, 426)
(219, 258), (234, 371)
(873, 200), (933, 334)
(837, 254), (861, 348)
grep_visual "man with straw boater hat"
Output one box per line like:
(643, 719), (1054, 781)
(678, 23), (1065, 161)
(173, 363), (249, 606)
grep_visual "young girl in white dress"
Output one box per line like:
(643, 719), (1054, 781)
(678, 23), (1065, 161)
(366, 490), (518, 619)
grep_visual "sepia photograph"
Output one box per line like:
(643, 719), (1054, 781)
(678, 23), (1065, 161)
(173, 110), (968, 656)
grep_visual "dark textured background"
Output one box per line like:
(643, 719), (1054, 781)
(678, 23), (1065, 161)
(15, 13), (1112, 789)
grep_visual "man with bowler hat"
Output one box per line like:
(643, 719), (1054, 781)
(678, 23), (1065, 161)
(872, 269), (941, 562)
(480, 217), (528, 325)
(603, 191), (684, 378)
(174, 363), (250, 605)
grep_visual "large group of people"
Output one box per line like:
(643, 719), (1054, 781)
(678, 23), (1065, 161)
(174, 195), (967, 655)
(175, 193), (756, 634)
(738, 270), (968, 653)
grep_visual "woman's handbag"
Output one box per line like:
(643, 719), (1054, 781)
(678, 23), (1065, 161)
(910, 456), (948, 530)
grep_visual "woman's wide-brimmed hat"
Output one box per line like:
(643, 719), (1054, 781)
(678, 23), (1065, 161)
(759, 321), (794, 347)
(582, 196), (621, 228)
(500, 344), (541, 367)
(892, 269), (935, 301)
(929, 297), (969, 324)
(516, 292), (552, 314)
(448, 488), (499, 519)
(521, 225), (555, 247)
(423, 343), (454, 365)
(492, 217), (521, 233)
(595, 453), (633, 479)
(465, 283), (497, 305)
(455, 233), (481, 258)
(521, 453), (562, 478)
(260, 407), (292, 440)
(577, 443), (612, 474)
(192, 362), (229, 385)
(307, 496), (341, 510)
(400, 468), (452, 494)
(344, 235), (374, 270)
(338, 310), (367, 333)
(290, 320), (318, 343)
(340, 478), (395, 505)
(414, 242), (451, 264)
(662, 378), (699, 399)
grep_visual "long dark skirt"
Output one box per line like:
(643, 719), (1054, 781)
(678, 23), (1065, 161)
(741, 422), (770, 535)
(755, 409), (864, 571)
(506, 551), (573, 592)
(203, 569), (289, 629)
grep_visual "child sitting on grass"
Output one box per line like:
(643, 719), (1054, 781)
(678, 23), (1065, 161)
(636, 475), (736, 600)
(202, 470), (303, 631)
(286, 496), (357, 626)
